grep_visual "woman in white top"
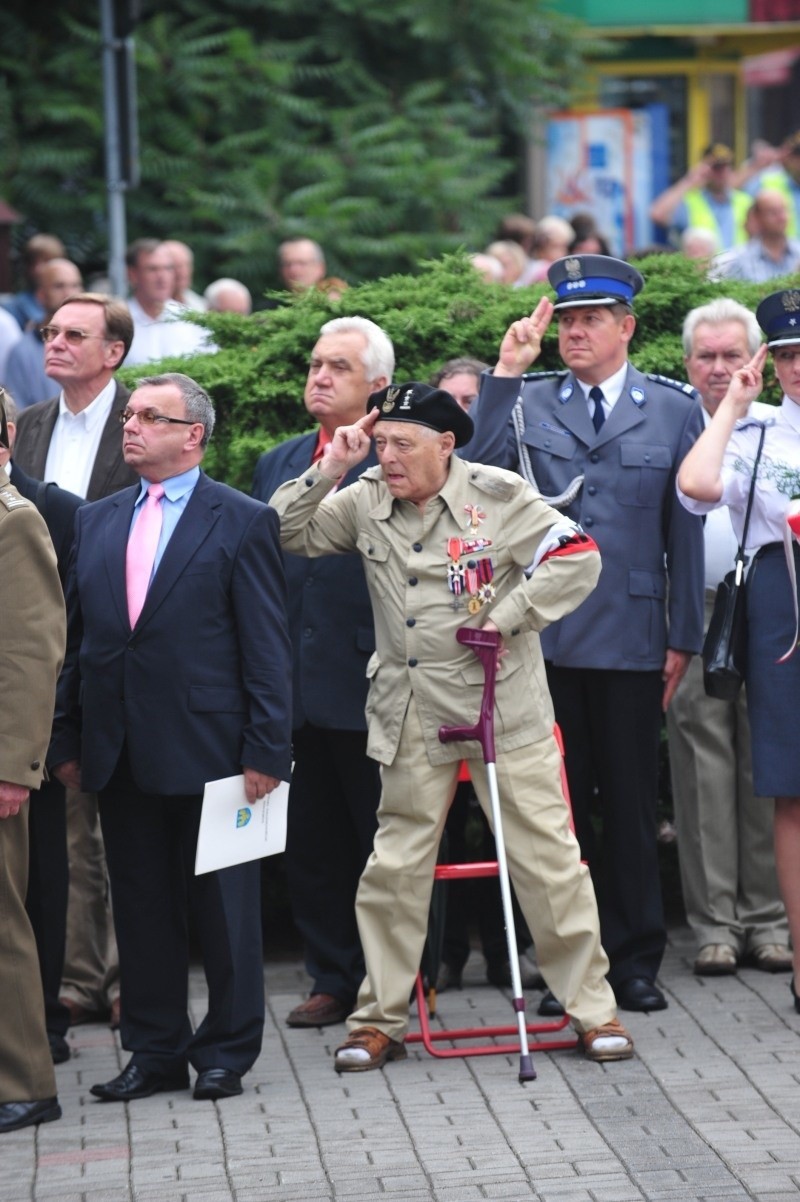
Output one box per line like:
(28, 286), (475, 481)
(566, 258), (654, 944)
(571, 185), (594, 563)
(678, 287), (800, 1012)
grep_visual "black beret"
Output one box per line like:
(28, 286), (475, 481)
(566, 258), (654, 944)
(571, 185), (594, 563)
(548, 254), (644, 311)
(368, 381), (474, 448)
(756, 289), (800, 349)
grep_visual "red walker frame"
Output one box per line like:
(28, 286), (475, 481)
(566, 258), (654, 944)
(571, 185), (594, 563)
(406, 725), (579, 1060)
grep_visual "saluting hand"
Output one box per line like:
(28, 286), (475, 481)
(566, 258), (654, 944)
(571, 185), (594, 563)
(494, 297), (555, 378)
(320, 408), (380, 480)
(725, 343), (768, 418)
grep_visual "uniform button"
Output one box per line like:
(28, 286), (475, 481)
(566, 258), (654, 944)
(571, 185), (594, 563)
(587, 485), (597, 496)
(30, 760), (41, 771)
(584, 517), (594, 527)
(544, 439), (551, 448)
(412, 542), (423, 552)
(590, 453), (599, 464)
(510, 628), (520, 636)
(644, 453), (651, 463)
(305, 578), (313, 586)
(406, 617), (416, 627)
(408, 576), (418, 586)
(304, 477), (315, 487)
(304, 627), (313, 637)
(408, 657), (418, 667)
(467, 559), (477, 568)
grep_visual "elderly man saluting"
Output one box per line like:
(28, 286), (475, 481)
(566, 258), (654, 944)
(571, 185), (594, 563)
(270, 382), (634, 1071)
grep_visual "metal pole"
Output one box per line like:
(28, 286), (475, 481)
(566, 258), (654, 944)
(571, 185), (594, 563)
(100, 0), (127, 298)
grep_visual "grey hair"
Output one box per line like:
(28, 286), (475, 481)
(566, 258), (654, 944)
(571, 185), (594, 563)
(204, 277), (252, 312)
(319, 316), (395, 383)
(135, 372), (216, 447)
(682, 298), (762, 357)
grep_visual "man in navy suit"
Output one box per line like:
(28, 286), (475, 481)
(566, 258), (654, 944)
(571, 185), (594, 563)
(51, 372), (292, 1102)
(252, 316), (393, 1028)
(463, 256), (705, 1014)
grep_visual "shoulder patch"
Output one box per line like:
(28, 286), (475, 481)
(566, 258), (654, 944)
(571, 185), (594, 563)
(521, 370), (569, 382)
(645, 373), (698, 399)
(0, 487), (30, 513)
(465, 468), (516, 502)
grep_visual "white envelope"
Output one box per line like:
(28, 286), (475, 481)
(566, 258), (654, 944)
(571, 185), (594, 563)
(195, 774), (289, 875)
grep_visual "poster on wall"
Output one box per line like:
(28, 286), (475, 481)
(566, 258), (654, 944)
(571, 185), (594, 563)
(545, 107), (665, 255)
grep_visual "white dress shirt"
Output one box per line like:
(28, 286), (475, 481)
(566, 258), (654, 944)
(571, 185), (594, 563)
(44, 379), (117, 498)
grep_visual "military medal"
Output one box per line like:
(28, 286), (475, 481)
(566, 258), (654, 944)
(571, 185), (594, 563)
(446, 529), (494, 612)
(447, 537), (465, 596)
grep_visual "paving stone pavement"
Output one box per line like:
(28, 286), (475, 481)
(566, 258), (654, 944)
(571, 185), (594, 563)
(3, 926), (800, 1202)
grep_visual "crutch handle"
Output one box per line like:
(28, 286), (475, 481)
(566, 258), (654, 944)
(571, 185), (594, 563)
(438, 626), (499, 764)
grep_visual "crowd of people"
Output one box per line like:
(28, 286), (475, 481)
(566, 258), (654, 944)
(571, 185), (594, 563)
(1, 134), (800, 1132)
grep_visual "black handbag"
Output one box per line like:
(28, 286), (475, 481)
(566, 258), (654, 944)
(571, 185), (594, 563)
(702, 424), (766, 701)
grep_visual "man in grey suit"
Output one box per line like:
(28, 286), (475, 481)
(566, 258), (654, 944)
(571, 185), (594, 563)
(13, 291), (137, 1033)
(463, 255), (705, 1013)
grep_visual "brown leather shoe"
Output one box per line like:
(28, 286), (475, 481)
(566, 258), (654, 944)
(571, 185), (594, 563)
(694, 944), (738, 976)
(749, 944), (793, 973)
(581, 1018), (634, 1063)
(334, 1026), (407, 1073)
(286, 993), (349, 1028)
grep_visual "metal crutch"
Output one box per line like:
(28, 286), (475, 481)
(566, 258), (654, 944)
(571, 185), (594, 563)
(438, 625), (536, 1083)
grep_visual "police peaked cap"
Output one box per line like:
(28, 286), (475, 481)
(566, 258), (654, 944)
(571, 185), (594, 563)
(756, 289), (800, 349)
(368, 382), (474, 448)
(548, 254), (644, 311)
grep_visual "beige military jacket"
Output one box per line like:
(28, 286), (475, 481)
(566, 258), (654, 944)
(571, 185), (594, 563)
(0, 467), (66, 789)
(270, 455), (600, 767)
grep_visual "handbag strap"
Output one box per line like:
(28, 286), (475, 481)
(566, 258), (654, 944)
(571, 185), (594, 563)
(733, 422), (766, 586)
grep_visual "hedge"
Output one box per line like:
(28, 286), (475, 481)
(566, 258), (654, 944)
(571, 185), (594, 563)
(117, 253), (787, 492)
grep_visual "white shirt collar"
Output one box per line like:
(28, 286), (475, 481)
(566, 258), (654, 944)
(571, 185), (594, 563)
(57, 378), (117, 432)
(575, 360), (629, 410)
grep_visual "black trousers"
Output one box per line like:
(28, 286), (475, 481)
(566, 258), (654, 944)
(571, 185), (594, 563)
(25, 776), (69, 1039)
(285, 725), (381, 1006)
(545, 664), (666, 989)
(99, 751), (264, 1075)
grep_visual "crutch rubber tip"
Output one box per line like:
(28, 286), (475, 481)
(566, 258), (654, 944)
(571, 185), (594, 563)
(518, 1056), (536, 1082)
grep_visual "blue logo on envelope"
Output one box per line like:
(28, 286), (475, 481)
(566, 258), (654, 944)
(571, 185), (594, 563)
(236, 807), (252, 828)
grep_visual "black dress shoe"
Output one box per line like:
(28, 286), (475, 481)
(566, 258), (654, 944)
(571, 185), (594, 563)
(537, 989), (565, 1017)
(90, 1062), (190, 1102)
(193, 1068), (243, 1101)
(615, 977), (667, 1012)
(49, 1033), (71, 1065)
(0, 1097), (61, 1133)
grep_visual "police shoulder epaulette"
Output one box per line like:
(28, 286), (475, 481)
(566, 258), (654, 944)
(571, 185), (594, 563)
(0, 487), (30, 513)
(521, 369), (569, 381)
(645, 373), (698, 398)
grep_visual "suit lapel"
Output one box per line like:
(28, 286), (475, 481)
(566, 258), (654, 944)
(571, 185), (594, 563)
(87, 382), (130, 501)
(26, 401), (59, 479)
(104, 487), (139, 631)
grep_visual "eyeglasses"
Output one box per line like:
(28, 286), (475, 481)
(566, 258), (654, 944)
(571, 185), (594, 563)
(40, 325), (108, 345)
(119, 407), (196, 427)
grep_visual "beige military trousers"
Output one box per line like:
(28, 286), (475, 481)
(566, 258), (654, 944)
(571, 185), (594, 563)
(0, 803), (56, 1102)
(349, 697), (616, 1040)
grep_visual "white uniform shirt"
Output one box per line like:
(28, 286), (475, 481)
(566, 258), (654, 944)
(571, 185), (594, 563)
(44, 378), (117, 498)
(679, 396), (800, 555)
(126, 298), (211, 367)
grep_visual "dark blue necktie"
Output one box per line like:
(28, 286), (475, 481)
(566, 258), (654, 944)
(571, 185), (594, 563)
(590, 385), (606, 433)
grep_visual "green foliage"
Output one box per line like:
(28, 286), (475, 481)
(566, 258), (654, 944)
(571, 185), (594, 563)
(0, 0), (584, 292)
(117, 253), (783, 491)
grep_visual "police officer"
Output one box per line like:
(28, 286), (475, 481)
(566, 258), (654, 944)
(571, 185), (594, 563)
(463, 255), (705, 1012)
